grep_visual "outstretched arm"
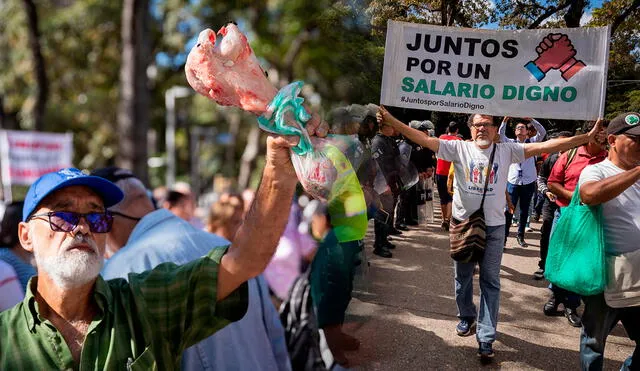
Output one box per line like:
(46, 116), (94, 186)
(529, 118), (547, 143)
(377, 105), (440, 153)
(523, 119), (604, 159)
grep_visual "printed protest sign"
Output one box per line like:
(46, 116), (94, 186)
(0, 130), (73, 192)
(380, 21), (610, 120)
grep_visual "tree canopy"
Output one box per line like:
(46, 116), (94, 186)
(0, 0), (637, 191)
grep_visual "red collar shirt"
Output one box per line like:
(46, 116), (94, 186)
(547, 145), (607, 207)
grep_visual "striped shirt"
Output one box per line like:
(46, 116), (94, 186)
(0, 247), (248, 370)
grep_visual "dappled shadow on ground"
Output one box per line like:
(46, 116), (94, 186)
(348, 198), (633, 369)
(503, 247), (540, 258)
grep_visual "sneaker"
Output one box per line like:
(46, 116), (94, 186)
(517, 236), (528, 247)
(441, 220), (450, 231)
(456, 318), (476, 336)
(533, 268), (545, 280)
(477, 342), (494, 360)
(373, 247), (392, 258)
(532, 214), (540, 223)
(525, 227), (534, 232)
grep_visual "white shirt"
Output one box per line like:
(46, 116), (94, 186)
(499, 119), (546, 185)
(438, 141), (526, 226)
(0, 260), (23, 311)
(579, 159), (640, 255)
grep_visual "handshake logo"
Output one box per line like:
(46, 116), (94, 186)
(524, 33), (586, 82)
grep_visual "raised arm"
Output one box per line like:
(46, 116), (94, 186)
(218, 113), (328, 300)
(498, 116), (510, 143)
(580, 166), (640, 205)
(377, 106), (440, 153)
(529, 118), (547, 143)
(524, 119), (603, 159)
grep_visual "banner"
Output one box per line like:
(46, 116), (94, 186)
(380, 21), (610, 120)
(0, 130), (73, 188)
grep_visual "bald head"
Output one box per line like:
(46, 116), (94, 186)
(110, 177), (154, 215)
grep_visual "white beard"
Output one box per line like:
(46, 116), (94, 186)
(34, 234), (103, 289)
(475, 138), (492, 147)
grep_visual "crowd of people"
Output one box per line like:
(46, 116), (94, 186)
(0, 106), (638, 370)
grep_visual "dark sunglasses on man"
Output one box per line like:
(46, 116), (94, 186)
(28, 211), (114, 233)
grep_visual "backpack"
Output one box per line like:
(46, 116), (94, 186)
(279, 269), (327, 371)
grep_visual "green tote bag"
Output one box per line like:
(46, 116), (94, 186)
(544, 185), (607, 296)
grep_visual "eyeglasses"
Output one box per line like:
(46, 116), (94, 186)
(28, 211), (114, 233)
(471, 123), (495, 129)
(110, 210), (142, 222)
(515, 126), (527, 130)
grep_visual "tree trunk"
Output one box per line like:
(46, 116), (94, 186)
(441, 0), (448, 26)
(117, 0), (151, 185)
(237, 126), (261, 190)
(22, 0), (48, 131)
(0, 95), (5, 129)
(564, 0), (585, 28)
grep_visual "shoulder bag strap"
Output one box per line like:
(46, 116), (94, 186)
(479, 144), (497, 209)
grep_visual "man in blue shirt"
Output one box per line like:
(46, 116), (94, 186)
(95, 167), (291, 371)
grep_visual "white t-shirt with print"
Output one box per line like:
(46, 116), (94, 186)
(438, 141), (526, 226)
(578, 159), (640, 255)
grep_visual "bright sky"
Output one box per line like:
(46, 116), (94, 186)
(481, 0), (605, 29)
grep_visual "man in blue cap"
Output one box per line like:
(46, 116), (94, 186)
(0, 115), (328, 369)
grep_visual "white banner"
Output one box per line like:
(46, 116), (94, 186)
(380, 21), (610, 120)
(0, 130), (73, 187)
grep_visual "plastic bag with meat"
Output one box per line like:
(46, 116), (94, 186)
(185, 24), (363, 202)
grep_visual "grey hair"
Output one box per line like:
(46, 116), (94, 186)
(467, 113), (495, 127)
(110, 177), (150, 212)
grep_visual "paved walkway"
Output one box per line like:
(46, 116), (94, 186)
(345, 200), (634, 370)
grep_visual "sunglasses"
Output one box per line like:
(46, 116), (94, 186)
(110, 210), (142, 222)
(28, 211), (114, 233)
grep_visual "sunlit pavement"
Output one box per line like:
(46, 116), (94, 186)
(344, 196), (634, 370)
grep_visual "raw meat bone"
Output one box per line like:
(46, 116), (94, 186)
(185, 24), (277, 115)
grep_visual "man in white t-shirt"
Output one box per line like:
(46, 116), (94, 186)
(578, 111), (640, 370)
(377, 106), (603, 362)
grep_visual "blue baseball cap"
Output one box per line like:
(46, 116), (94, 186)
(23, 168), (124, 222)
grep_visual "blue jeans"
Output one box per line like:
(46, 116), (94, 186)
(454, 225), (505, 344)
(580, 293), (640, 370)
(505, 182), (536, 238)
(549, 208), (581, 309)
